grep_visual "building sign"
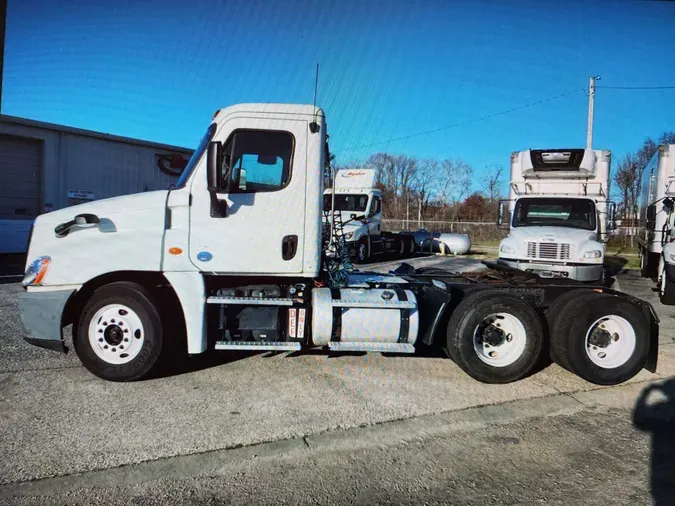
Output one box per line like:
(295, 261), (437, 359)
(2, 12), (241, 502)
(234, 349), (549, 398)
(67, 190), (95, 200)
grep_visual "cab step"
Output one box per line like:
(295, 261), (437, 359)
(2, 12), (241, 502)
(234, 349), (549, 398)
(327, 342), (415, 353)
(207, 296), (294, 306)
(215, 341), (301, 351)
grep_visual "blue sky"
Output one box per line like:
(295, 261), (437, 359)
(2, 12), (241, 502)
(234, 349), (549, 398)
(4, 0), (675, 196)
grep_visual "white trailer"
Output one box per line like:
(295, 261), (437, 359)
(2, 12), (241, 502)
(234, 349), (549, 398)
(323, 168), (417, 263)
(497, 148), (616, 282)
(18, 104), (657, 387)
(636, 144), (675, 303)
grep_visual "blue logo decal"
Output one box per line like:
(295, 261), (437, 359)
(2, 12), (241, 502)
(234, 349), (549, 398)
(197, 251), (213, 262)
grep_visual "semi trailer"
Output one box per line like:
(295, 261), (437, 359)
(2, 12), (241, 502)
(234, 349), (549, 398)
(497, 148), (615, 282)
(19, 103), (657, 386)
(636, 144), (675, 304)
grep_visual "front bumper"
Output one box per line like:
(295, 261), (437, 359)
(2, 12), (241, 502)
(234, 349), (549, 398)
(19, 289), (75, 353)
(497, 258), (603, 282)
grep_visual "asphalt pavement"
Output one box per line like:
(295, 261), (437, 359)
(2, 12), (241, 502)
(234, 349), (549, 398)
(1, 256), (675, 504)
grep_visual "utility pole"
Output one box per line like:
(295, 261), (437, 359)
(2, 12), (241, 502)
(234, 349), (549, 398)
(418, 196), (422, 229)
(586, 75), (601, 149)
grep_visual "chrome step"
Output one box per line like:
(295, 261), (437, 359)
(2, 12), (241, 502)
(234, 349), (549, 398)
(331, 300), (416, 309)
(327, 342), (415, 353)
(207, 296), (294, 306)
(215, 341), (301, 351)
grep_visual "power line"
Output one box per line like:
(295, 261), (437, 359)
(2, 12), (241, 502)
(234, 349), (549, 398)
(596, 85), (675, 90)
(336, 87), (585, 153)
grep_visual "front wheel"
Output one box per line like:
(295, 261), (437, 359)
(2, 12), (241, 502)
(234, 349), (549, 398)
(660, 262), (675, 305)
(74, 281), (165, 381)
(355, 239), (370, 264)
(445, 291), (545, 384)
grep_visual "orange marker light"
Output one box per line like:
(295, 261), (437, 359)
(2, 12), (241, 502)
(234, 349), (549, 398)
(168, 247), (183, 255)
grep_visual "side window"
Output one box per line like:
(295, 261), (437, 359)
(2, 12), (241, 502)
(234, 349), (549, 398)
(223, 130), (294, 193)
(369, 197), (381, 217)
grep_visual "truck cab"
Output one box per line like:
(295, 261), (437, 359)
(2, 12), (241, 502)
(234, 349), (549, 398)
(322, 168), (415, 263)
(17, 105), (655, 388)
(497, 148), (615, 282)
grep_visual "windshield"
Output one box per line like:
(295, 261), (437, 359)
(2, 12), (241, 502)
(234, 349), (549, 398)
(174, 122), (218, 189)
(512, 198), (596, 231)
(323, 193), (369, 212)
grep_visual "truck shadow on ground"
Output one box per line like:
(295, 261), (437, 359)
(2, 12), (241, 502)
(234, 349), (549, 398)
(151, 350), (262, 379)
(633, 378), (675, 505)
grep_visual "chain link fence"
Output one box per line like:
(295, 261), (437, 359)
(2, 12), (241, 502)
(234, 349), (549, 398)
(383, 219), (640, 247)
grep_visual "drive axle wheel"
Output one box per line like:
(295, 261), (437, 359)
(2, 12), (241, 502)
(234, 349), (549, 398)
(549, 291), (649, 385)
(445, 291), (545, 384)
(75, 281), (165, 382)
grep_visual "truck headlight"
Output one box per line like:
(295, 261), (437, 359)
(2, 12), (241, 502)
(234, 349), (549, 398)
(500, 245), (516, 255)
(344, 232), (354, 240)
(583, 250), (602, 259)
(22, 256), (51, 287)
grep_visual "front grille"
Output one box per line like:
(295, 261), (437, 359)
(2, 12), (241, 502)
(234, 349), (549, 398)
(526, 241), (571, 260)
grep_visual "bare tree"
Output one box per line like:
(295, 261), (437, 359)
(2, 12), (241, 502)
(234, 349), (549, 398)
(437, 158), (472, 221)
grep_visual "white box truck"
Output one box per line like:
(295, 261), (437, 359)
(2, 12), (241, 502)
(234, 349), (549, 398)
(322, 168), (418, 263)
(18, 104), (656, 387)
(496, 148), (616, 282)
(636, 144), (675, 303)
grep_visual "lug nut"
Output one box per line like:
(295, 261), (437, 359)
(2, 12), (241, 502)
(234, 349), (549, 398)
(489, 351), (497, 358)
(598, 352), (607, 359)
(613, 333), (619, 341)
(506, 334), (513, 342)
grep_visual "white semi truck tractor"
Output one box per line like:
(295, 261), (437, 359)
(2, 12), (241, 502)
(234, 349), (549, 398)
(322, 168), (417, 263)
(497, 148), (616, 283)
(19, 105), (656, 386)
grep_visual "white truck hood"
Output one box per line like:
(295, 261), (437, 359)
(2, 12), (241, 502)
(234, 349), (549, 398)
(510, 226), (597, 242)
(26, 191), (170, 286)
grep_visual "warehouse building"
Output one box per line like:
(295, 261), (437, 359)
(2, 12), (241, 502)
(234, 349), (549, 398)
(0, 115), (193, 253)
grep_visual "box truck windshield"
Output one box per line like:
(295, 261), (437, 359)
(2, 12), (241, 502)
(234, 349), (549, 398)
(513, 198), (596, 231)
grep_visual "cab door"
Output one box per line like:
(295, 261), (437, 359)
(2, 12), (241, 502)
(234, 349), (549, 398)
(188, 116), (307, 274)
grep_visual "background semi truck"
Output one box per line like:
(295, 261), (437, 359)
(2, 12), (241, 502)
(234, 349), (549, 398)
(322, 168), (418, 263)
(636, 144), (675, 303)
(18, 104), (657, 387)
(497, 148), (616, 282)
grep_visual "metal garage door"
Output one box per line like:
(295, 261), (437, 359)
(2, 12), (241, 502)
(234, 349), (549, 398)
(0, 134), (42, 220)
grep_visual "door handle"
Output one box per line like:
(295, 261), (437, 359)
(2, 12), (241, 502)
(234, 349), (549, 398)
(282, 235), (298, 261)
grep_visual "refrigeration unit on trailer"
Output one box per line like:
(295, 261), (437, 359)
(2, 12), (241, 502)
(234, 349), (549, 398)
(636, 144), (675, 304)
(322, 168), (418, 263)
(496, 148), (616, 282)
(18, 104), (657, 388)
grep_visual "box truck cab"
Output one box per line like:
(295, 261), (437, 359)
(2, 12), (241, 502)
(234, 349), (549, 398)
(497, 148), (616, 282)
(637, 145), (675, 303)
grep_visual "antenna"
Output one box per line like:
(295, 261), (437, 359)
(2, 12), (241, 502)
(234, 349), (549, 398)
(309, 63), (320, 133)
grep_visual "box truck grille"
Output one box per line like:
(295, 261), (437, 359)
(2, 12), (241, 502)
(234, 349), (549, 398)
(526, 242), (571, 260)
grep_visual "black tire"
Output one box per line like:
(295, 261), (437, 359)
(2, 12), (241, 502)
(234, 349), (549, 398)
(445, 290), (545, 384)
(354, 238), (370, 264)
(550, 292), (650, 385)
(639, 248), (649, 278)
(545, 289), (594, 371)
(74, 281), (165, 382)
(660, 265), (675, 305)
(397, 238), (406, 258)
(407, 237), (416, 257)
